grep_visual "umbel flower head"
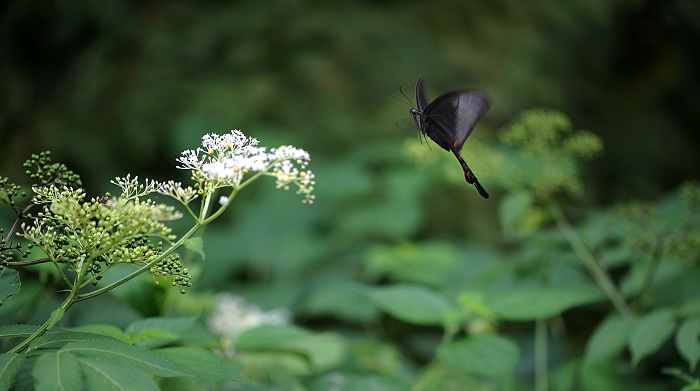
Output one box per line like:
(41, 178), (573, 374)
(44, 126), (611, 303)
(175, 130), (315, 203)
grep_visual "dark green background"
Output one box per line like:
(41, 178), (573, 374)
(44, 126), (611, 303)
(2, 0), (698, 201)
(1, 1), (699, 388)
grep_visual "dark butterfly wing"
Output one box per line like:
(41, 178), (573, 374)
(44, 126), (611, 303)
(413, 77), (429, 133)
(409, 77), (491, 199)
(415, 77), (429, 112)
(423, 90), (491, 152)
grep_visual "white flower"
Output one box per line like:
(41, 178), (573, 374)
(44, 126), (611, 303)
(157, 180), (198, 204)
(207, 293), (291, 355)
(176, 130), (315, 202)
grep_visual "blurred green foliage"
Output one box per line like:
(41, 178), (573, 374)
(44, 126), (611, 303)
(2, 0), (700, 390)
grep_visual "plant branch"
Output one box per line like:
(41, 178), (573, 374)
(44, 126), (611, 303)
(73, 223), (202, 302)
(549, 203), (633, 319)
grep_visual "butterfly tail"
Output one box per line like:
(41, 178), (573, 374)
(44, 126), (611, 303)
(452, 151), (490, 199)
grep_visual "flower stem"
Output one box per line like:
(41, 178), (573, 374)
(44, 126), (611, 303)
(10, 283), (78, 353)
(74, 223), (202, 302)
(549, 203), (633, 319)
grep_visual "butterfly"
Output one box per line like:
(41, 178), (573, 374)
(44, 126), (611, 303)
(409, 77), (491, 198)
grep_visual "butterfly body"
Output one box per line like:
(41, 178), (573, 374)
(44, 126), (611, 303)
(409, 77), (491, 199)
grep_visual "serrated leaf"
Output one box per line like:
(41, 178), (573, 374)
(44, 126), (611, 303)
(0, 269), (21, 306)
(629, 308), (676, 366)
(29, 331), (119, 351)
(60, 339), (186, 377)
(438, 335), (520, 378)
(126, 316), (196, 334)
(77, 355), (159, 391)
(0, 324), (40, 339)
(584, 314), (635, 367)
(68, 324), (127, 341)
(486, 287), (605, 321)
(366, 285), (452, 326)
(33, 351), (82, 391)
(676, 318), (700, 371)
(0, 352), (26, 391)
(184, 237), (205, 260)
(125, 317), (195, 348)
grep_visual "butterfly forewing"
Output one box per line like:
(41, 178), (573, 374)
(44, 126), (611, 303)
(408, 77), (492, 199)
(424, 90), (490, 151)
(415, 77), (429, 112)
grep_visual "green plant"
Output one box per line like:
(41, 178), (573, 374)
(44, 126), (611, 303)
(0, 130), (316, 390)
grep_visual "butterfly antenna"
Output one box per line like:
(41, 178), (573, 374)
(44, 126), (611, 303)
(388, 89), (412, 107)
(399, 85), (414, 107)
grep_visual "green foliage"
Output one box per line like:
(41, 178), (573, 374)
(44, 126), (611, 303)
(2, 112), (698, 390)
(497, 108), (602, 199)
(0, 131), (325, 390)
(366, 285), (452, 326)
(0, 320), (241, 390)
(437, 335), (520, 379)
(0, 269), (20, 305)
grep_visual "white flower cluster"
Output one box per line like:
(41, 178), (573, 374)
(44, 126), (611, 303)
(176, 130), (315, 203)
(157, 180), (198, 204)
(207, 292), (291, 355)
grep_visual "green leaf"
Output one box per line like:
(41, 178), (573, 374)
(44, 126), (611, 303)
(584, 314), (636, 367)
(0, 324), (40, 339)
(29, 331), (119, 351)
(629, 308), (676, 366)
(33, 351), (82, 391)
(438, 335), (520, 378)
(309, 372), (411, 391)
(498, 190), (534, 235)
(125, 316), (196, 348)
(60, 339), (186, 377)
(237, 325), (346, 371)
(184, 237), (205, 260)
(155, 347), (241, 382)
(276, 332), (346, 371)
(0, 352), (26, 391)
(301, 280), (378, 322)
(236, 324), (310, 351)
(364, 242), (459, 287)
(125, 316), (196, 335)
(68, 324), (127, 341)
(366, 285), (452, 326)
(486, 287), (605, 321)
(77, 355), (159, 391)
(677, 318), (700, 371)
(0, 269), (21, 306)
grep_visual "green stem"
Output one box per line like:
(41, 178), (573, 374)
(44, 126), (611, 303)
(74, 223), (202, 302)
(10, 278), (81, 353)
(9, 169), (272, 351)
(637, 237), (662, 303)
(549, 203), (633, 319)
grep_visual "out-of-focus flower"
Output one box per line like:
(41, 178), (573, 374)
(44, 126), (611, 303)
(207, 292), (291, 356)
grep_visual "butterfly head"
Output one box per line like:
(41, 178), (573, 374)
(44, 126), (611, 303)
(409, 108), (424, 132)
